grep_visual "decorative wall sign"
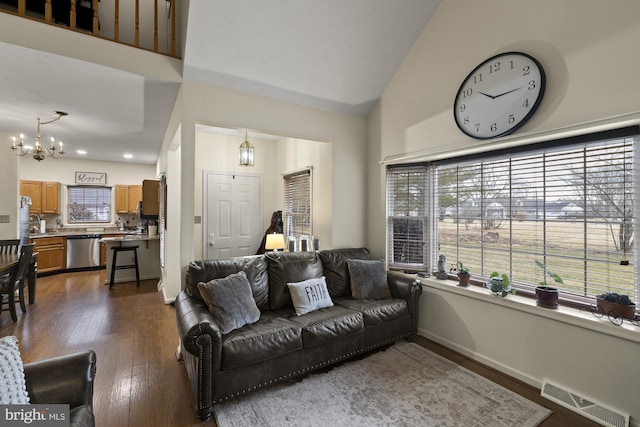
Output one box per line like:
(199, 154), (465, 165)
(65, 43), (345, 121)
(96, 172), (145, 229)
(75, 171), (107, 185)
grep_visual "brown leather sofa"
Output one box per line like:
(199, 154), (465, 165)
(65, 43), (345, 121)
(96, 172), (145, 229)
(175, 248), (422, 421)
(23, 350), (97, 427)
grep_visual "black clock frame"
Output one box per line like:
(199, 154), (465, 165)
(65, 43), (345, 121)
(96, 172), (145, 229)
(453, 51), (546, 140)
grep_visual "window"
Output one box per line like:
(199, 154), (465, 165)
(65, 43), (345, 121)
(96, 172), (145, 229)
(283, 169), (312, 238)
(67, 186), (111, 223)
(386, 166), (429, 271)
(387, 127), (638, 304)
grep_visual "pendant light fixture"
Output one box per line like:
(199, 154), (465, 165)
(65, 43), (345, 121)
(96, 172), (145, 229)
(238, 131), (255, 166)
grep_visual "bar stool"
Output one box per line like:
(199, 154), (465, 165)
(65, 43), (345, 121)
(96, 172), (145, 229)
(109, 245), (140, 290)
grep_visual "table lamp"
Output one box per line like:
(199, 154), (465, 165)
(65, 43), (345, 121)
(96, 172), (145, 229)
(265, 233), (286, 251)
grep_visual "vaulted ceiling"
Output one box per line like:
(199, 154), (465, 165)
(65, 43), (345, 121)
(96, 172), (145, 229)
(0, 0), (441, 164)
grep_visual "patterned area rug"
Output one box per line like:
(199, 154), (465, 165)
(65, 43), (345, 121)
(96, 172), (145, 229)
(214, 341), (552, 427)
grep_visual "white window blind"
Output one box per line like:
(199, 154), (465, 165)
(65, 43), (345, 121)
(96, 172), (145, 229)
(283, 169), (312, 238)
(434, 132), (636, 302)
(67, 186), (111, 223)
(386, 166), (429, 271)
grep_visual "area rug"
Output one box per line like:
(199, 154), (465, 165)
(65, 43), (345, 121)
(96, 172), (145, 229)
(213, 341), (552, 427)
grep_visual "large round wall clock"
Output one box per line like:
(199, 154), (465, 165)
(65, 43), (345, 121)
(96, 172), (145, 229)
(453, 52), (546, 140)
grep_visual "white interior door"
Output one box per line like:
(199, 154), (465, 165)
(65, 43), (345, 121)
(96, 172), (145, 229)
(204, 172), (263, 259)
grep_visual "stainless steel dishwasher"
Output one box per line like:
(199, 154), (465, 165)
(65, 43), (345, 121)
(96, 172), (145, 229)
(66, 234), (101, 269)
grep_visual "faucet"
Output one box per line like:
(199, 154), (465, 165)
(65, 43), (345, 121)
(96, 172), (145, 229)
(29, 214), (41, 233)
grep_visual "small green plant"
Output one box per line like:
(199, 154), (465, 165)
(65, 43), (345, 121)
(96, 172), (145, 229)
(452, 261), (469, 275)
(534, 260), (563, 288)
(597, 292), (634, 305)
(487, 271), (514, 297)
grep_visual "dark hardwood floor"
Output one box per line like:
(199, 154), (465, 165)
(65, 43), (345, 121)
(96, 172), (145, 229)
(1, 270), (598, 426)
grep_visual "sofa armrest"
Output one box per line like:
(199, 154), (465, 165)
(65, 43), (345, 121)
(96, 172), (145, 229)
(387, 270), (423, 309)
(23, 350), (96, 408)
(175, 290), (223, 373)
(387, 271), (423, 337)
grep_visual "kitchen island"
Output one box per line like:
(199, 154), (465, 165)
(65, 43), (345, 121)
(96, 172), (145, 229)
(100, 234), (161, 287)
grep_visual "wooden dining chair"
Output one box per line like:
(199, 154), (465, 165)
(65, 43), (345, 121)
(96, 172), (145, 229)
(0, 239), (20, 255)
(0, 243), (35, 322)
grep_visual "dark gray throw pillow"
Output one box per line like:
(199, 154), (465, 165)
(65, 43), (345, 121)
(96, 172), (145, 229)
(347, 259), (390, 300)
(197, 271), (261, 334)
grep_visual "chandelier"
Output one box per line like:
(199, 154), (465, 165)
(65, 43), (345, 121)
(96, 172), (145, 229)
(238, 131), (255, 166)
(10, 111), (67, 161)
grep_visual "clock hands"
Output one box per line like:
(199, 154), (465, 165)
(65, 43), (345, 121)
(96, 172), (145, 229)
(478, 87), (522, 100)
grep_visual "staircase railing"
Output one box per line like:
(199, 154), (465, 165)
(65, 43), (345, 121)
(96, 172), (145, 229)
(1, 0), (178, 58)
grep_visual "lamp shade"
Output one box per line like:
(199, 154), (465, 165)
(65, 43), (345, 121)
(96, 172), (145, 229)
(265, 233), (286, 250)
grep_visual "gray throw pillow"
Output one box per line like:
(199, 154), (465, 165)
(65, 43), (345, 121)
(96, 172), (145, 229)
(347, 259), (390, 300)
(197, 271), (261, 334)
(287, 276), (334, 316)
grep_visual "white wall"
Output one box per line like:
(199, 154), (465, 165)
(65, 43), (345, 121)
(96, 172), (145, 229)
(175, 81), (367, 299)
(372, 0), (640, 423)
(279, 136), (333, 251)
(0, 132), (20, 239)
(193, 131), (280, 260)
(192, 131), (331, 260)
(19, 156), (156, 185)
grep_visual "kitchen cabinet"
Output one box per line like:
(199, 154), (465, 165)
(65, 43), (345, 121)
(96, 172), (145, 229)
(31, 236), (66, 274)
(20, 180), (61, 214)
(142, 180), (160, 216)
(100, 234), (120, 266)
(115, 185), (142, 214)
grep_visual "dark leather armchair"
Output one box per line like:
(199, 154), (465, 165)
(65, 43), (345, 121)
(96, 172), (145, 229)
(23, 350), (97, 427)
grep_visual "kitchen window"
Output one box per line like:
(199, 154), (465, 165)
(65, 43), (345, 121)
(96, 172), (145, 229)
(386, 127), (639, 305)
(67, 186), (111, 223)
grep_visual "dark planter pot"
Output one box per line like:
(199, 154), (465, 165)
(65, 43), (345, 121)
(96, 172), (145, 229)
(535, 286), (559, 309)
(458, 273), (471, 287)
(596, 298), (636, 320)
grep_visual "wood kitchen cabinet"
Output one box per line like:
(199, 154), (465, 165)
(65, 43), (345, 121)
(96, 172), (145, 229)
(115, 185), (142, 214)
(31, 236), (66, 274)
(20, 180), (60, 214)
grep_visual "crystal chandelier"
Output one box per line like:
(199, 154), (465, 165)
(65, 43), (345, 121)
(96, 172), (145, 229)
(10, 111), (67, 161)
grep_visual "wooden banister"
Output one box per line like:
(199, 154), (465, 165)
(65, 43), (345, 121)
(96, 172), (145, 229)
(1, 0), (179, 59)
(69, 0), (76, 30)
(92, 0), (98, 35)
(135, 0), (140, 48)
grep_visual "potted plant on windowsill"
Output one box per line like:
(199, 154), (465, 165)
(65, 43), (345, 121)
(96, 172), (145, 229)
(596, 292), (636, 320)
(451, 261), (471, 287)
(534, 260), (562, 309)
(486, 272), (514, 297)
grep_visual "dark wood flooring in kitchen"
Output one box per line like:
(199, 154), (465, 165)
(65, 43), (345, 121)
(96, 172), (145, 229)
(1, 270), (598, 426)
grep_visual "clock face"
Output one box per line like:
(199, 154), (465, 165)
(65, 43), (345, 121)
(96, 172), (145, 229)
(454, 52), (546, 140)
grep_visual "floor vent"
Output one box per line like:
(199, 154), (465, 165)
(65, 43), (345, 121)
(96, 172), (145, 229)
(541, 379), (629, 427)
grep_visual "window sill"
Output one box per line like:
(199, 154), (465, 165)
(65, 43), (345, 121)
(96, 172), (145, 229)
(414, 274), (640, 345)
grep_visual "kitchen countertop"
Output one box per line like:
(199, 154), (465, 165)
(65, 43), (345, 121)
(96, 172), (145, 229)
(29, 230), (149, 239)
(100, 234), (160, 243)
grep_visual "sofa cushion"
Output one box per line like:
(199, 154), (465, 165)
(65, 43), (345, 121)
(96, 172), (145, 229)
(336, 298), (409, 326)
(266, 251), (324, 310)
(288, 276), (334, 316)
(221, 311), (303, 369)
(347, 259), (391, 300)
(186, 256), (269, 310)
(288, 305), (364, 348)
(318, 248), (371, 298)
(197, 271), (261, 334)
